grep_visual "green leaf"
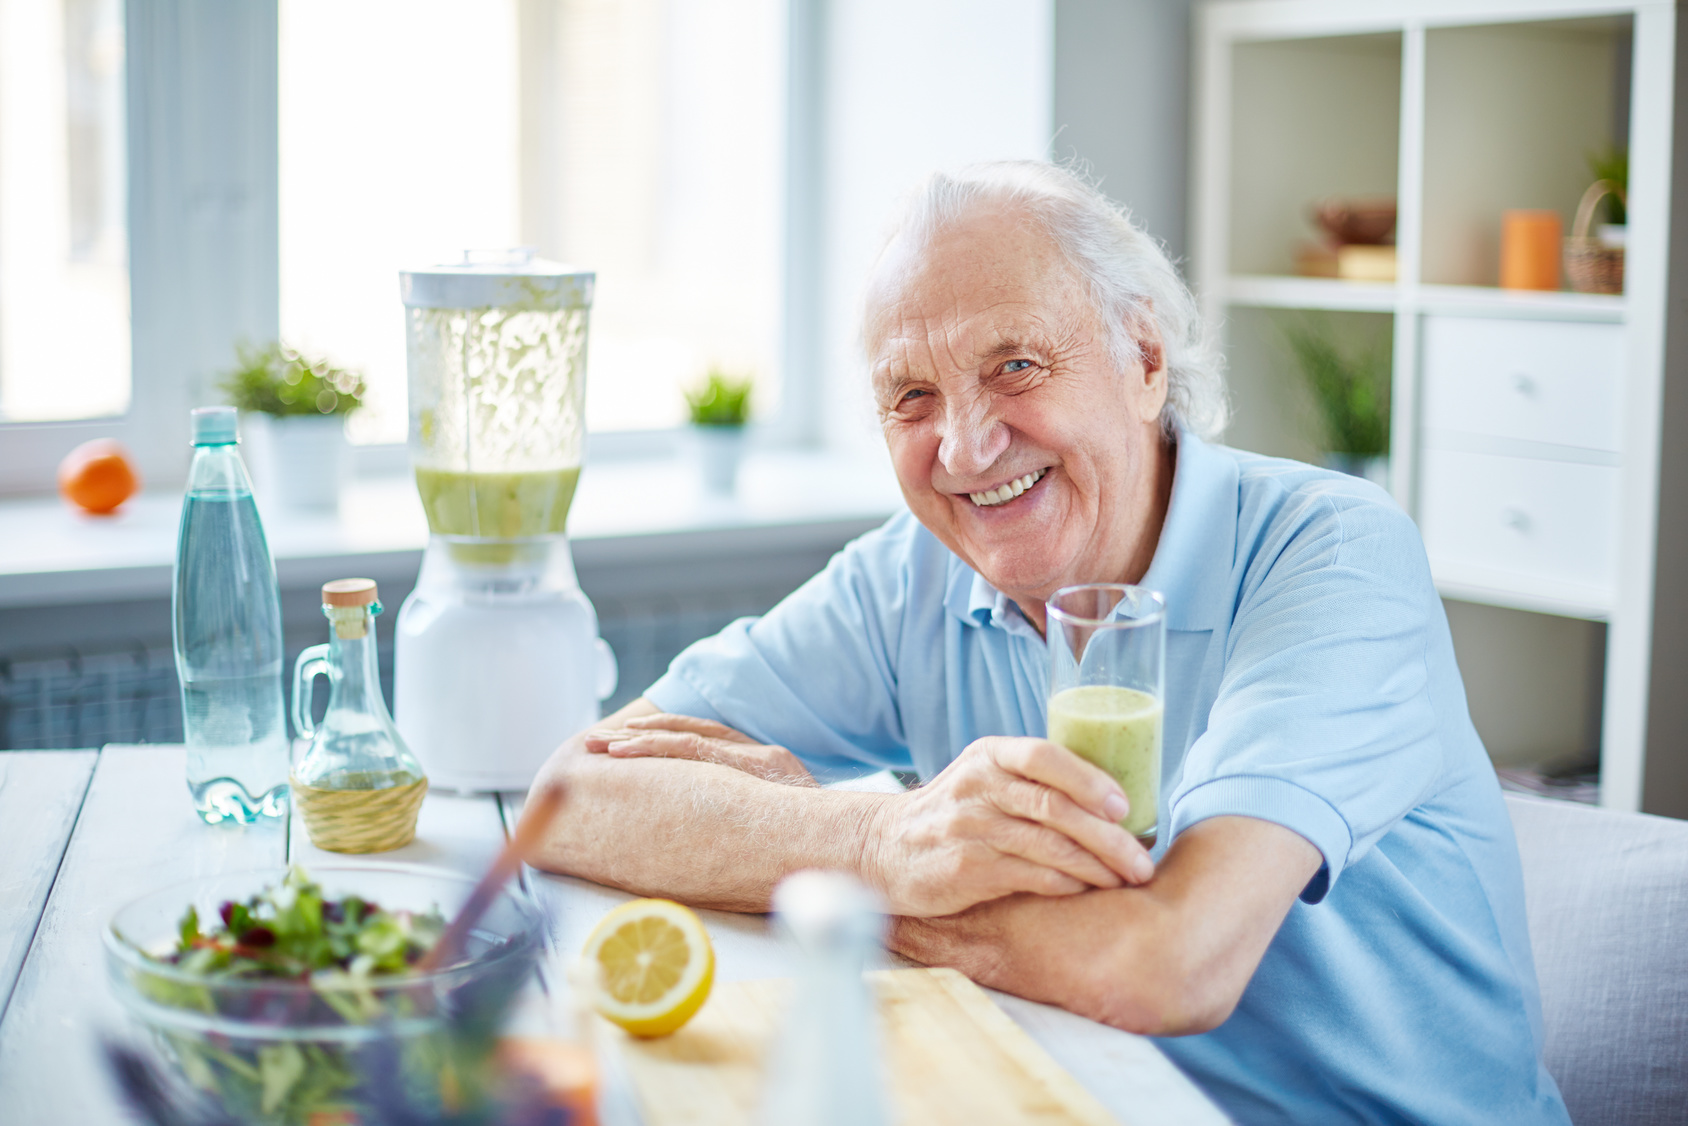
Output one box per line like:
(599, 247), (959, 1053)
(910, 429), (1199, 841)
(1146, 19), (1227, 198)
(173, 1039), (218, 1091)
(178, 905), (200, 951)
(355, 912), (410, 972)
(257, 1043), (307, 1117)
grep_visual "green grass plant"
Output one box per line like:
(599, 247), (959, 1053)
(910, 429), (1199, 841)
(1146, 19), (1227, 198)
(684, 368), (754, 427)
(221, 342), (366, 417)
(1586, 146), (1628, 225)
(1275, 313), (1391, 458)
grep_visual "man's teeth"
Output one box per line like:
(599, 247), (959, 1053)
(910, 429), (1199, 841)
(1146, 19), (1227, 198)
(969, 469), (1046, 507)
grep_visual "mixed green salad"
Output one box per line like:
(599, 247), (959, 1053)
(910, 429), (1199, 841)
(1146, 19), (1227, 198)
(168, 867), (445, 984)
(121, 868), (532, 1126)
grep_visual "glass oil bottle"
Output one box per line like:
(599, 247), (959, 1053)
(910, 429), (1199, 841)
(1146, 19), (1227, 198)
(291, 578), (427, 852)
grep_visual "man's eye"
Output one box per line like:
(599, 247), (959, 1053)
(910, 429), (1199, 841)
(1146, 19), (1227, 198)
(899, 388), (929, 404)
(1003, 359), (1032, 374)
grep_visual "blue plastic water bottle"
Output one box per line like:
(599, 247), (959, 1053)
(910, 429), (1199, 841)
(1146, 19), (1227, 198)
(172, 406), (289, 823)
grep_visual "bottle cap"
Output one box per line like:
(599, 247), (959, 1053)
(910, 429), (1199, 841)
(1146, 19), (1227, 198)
(190, 406), (239, 446)
(772, 870), (886, 953)
(322, 578), (378, 607)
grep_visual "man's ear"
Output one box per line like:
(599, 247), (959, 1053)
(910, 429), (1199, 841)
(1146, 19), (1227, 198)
(1123, 305), (1169, 423)
(1138, 335), (1167, 386)
(1123, 302), (1166, 381)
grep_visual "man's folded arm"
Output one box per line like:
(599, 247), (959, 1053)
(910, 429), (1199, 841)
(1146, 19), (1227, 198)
(889, 814), (1322, 1037)
(525, 698), (890, 913)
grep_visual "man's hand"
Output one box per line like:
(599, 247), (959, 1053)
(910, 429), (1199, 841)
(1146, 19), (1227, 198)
(864, 736), (1156, 918)
(585, 713), (817, 786)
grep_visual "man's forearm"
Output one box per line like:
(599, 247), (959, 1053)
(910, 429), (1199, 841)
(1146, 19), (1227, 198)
(890, 816), (1321, 1036)
(891, 886), (1189, 1033)
(529, 738), (889, 912)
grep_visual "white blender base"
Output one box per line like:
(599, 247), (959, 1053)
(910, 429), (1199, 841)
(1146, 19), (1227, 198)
(395, 591), (614, 792)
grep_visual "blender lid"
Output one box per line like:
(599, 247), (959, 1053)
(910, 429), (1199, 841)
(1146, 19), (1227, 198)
(400, 249), (594, 310)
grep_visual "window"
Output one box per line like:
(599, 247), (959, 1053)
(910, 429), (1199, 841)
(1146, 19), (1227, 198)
(0, 0), (1054, 494)
(0, 0), (129, 423)
(278, 0), (787, 444)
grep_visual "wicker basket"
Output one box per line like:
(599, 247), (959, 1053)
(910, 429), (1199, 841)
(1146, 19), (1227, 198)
(1565, 179), (1625, 295)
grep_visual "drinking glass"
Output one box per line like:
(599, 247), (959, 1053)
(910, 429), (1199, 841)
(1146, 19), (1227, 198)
(1046, 584), (1166, 848)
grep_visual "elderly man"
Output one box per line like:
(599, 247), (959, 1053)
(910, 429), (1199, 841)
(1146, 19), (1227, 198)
(529, 162), (1570, 1124)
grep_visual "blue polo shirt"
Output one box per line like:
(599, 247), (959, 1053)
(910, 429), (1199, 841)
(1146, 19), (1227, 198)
(648, 432), (1570, 1124)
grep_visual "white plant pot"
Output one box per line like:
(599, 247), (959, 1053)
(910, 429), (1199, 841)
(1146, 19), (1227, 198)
(689, 425), (746, 496)
(243, 413), (349, 511)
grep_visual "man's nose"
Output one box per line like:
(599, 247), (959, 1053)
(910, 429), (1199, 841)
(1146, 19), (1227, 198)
(936, 396), (1010, 478)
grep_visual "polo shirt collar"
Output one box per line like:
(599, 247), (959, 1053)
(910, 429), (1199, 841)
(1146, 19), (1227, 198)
(940, 558), (1043, 638)
(945, 554), (1032, 634)
(943, 429), (1239, 634)
(1140, 430), (1238, 633)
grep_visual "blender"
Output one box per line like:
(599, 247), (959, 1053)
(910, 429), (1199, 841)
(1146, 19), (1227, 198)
(393, 250), (617, 792)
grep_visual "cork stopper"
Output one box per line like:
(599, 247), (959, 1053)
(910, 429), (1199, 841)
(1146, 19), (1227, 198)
(322, 578), (378, 606)
(322, 579), (378, 640)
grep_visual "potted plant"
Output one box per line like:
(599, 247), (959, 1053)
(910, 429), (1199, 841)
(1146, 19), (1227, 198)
(1276, 314), (1390, 489)
(220, 342), (366, 511)
(1587, 145), (1627, 246)
(683, 368), (754, 495)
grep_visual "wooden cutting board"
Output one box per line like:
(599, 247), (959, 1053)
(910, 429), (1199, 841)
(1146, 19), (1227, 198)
(599, 967), (1123, 1126)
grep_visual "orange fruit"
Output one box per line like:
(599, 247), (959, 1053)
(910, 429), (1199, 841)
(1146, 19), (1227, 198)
(58, 439), (139, 514)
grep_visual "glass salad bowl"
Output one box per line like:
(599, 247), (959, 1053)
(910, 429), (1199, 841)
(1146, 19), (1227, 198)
(104, 865), (543, 1126)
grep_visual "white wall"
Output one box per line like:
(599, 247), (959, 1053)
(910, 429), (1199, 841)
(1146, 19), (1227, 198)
(817, 0), (1055, 457)
(1052, 0), (1193, 267)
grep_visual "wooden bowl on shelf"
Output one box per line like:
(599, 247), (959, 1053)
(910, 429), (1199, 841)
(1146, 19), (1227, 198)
(1313, 198), (1398, 246)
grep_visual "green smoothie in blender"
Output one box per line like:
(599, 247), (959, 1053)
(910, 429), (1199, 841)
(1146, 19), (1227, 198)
(413, 466), (581, 538)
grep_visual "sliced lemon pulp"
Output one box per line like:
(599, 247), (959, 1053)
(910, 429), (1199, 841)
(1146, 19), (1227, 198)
(582, 898), (715, 1038)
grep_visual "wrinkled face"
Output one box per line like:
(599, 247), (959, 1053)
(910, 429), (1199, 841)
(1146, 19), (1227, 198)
(864, 207), (1171, 621)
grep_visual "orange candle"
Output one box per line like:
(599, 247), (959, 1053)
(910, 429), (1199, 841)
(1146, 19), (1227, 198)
(1500, 210), (1562, 291)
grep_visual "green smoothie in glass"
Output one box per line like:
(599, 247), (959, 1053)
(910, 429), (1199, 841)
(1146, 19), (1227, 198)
(1046, 684), (1164, 846)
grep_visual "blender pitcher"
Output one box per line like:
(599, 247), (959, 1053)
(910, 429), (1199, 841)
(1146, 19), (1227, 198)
(394, 250), (617, 792)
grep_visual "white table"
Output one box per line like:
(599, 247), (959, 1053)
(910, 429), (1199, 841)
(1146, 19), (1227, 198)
(0, 746), (1229, 1125)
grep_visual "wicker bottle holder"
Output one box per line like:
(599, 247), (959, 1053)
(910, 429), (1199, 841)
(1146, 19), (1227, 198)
(1565, 179), (1626, 295)
(291, 771), (428, 853)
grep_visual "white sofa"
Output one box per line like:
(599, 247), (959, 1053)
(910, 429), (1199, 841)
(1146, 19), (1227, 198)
(1506, 793), (1688, 1125)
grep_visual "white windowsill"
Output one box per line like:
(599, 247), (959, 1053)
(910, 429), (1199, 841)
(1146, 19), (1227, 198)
(0, 447), (905, 608)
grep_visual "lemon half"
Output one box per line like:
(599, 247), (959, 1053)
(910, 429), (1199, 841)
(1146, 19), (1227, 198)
(582, 898), (715, 1038)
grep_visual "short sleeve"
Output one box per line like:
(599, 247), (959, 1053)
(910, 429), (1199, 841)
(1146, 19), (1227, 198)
(1167, 491), (1444, 903)
(644, 514), (920, 781)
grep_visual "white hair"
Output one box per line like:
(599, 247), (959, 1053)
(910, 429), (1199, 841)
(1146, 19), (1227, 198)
(871, 161), (1228, 440)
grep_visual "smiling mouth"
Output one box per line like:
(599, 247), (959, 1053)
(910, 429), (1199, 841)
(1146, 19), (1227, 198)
(968, 468), (1047, 508)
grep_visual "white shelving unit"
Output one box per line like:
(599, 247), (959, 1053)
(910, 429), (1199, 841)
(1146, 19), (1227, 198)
(1192, 0), (1680, 813)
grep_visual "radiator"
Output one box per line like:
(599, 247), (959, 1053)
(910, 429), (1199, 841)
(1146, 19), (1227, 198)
(0, 589), (784, 751)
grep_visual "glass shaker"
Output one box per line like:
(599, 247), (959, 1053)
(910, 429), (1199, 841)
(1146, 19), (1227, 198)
(291, 578), (428, 852)
(757, 871), (890, 1126)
